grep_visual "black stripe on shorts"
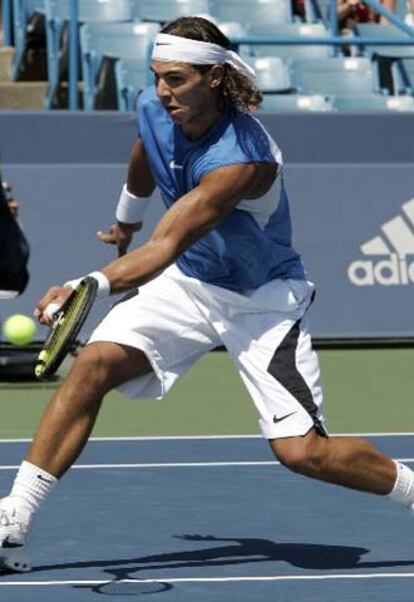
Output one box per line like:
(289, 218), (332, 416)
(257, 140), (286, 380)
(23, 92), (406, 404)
(267, 319), (327, 437)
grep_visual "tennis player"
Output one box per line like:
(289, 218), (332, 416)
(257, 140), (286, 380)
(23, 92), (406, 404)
(1, 17), (413, 573)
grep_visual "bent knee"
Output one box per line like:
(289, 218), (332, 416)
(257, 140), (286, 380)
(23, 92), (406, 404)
(71, 341), (151, 391)
(71, 343), (113, 383)
(270, 432), (326, 476)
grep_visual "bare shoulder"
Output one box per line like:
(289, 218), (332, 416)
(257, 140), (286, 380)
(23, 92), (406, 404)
(201, 161), (278, 199)
(246, 162), (279, 199)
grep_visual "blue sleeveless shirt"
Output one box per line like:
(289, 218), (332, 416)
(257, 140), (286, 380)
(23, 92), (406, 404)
(137, 86), (305, 292)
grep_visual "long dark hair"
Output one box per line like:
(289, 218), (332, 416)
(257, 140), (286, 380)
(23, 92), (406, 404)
(161, 16), (262, 111)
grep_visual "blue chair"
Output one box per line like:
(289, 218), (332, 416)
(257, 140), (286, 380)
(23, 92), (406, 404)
(290, 56), (379, 90)
(240, 23), (332, 60)
(129, 0), (212, 23)
(307, 0), (331, 23)
(258, 93), (334, 111)
(210, 0), (292, 28)
(398, 56), (414, 92)
(217, 21), (248, 40)
(302, 0), (327, 23)
(354, 23), (414, 58)
(395, 0), (410, 21)
(12, 0), (46, 79)
(115, 57), (152, 111)
(289, 56), (372, 73)
(332, 94), (414, 111)
(291, 56), (377, 95)
(44, 0), (132, 108)
(80, 21), (160, 110)
(247, 57), (292, 93)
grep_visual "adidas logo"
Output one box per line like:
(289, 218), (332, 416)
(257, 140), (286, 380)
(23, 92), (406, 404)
(348, 198), (414, 286)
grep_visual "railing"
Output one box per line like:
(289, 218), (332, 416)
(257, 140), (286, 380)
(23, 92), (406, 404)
(2, 0), (13, 46)
(2, 0), (414, 109)
(66, 0), (413, 109)
(69, 0), (79, 109)
(227, 0), (414, 50)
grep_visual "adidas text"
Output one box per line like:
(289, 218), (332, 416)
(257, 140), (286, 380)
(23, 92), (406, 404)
(348, 253), (414, 286)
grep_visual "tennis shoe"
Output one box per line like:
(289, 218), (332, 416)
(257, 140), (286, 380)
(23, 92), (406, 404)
(0, 498), (31, 573)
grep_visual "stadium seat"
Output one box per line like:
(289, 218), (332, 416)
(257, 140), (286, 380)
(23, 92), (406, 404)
(209, 0), (293, 28)
(308, 0), (331, 22)
(397, 56), (414, 92)
(44, 0), (132, 108)
(291, 56), (377, 95)
(80, 21), (160, 110)
(290, 56), (372, 73)
(394, 0), (411, 22)
(240, 23), (332, 60)
(216, 21), (248, 40)
(115, 57), (152, 111)
(302, 0), (328, 23)
(289, 57), (379, 95)
(247, 57), (292, 93)
(332, 94), (414, 111)
(258, 93), (334, 111)
(128, 0), (212, 23)
(354, 23), (414, 58)
(12, 0), (46, 79)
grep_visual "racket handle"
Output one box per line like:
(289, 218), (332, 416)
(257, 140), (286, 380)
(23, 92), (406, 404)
(44, 302), (61, 320)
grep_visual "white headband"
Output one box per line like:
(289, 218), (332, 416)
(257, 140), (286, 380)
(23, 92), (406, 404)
(152, 33), (255, 80)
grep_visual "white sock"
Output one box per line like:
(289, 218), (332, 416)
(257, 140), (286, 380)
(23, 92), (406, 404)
(388, 461), (414, 506)
(8, 461), (57, 522)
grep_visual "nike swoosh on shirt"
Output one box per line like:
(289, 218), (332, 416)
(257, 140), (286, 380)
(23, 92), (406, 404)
(169, 161), (184, 170)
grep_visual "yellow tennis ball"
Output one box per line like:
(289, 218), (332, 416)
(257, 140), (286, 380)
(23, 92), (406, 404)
(3, 314), (37, 346)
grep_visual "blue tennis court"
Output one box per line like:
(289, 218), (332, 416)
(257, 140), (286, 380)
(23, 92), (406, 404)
(0, 434), (413, 601)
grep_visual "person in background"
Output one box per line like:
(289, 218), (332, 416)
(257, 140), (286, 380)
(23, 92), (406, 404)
(379, 0), (414, 24)
(337, 0), (376, 34)
(292, 0), (306, 20)
(0, 178), (29, 298)
(338, 0), (414, 29)
(2, 181), (19, 217)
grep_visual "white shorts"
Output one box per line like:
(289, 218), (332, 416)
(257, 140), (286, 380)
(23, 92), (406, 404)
(89, 264), (326, 440)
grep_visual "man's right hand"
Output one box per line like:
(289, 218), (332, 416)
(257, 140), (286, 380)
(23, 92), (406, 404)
(34, 285), (73, 326)
(96, 222), (141, 257)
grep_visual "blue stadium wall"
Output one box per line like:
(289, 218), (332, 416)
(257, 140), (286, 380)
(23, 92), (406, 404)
(1, 111), (414, 341)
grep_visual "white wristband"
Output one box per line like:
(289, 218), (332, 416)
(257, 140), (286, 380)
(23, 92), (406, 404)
(115, 184), (150, 224)
(44, 302), (61, 320)
(64, 271), (111, 299)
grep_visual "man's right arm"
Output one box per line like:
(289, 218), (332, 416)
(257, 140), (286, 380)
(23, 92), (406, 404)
(97, 139), (156, 256)
(126, 139), (156, 197)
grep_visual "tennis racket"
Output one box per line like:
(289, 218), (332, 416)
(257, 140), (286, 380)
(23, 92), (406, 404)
(35, 276), (98, 380)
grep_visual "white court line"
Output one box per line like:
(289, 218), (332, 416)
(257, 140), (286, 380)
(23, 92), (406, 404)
(2, 573), (414, 586)
(0, 458), (413, 471)
(0, 461), (278, 470)
(0, 432), (414, 443)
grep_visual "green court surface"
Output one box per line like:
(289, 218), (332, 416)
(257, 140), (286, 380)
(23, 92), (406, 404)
(0, 348), (413, 439)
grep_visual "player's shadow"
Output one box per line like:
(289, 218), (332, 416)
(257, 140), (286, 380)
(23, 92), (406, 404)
(31, 533), (414, 577)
